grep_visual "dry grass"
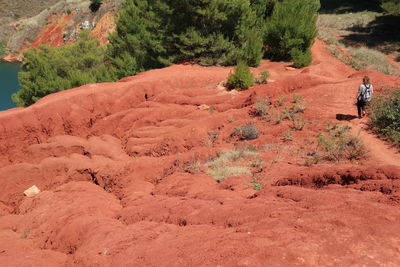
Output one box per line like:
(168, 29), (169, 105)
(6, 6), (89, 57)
(350, 47), (400, 76)
(205, 149), (261, 182)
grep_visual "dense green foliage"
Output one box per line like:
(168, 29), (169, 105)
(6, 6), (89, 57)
(13, 31), (113, 107)
(13, 0), (321, 106)
(108, 0), (319, 78)
(369, 88), (400, 145)
(381, 0), (400, 15)
(107, 0), (272, 79)
(227, 62), (254, 90)
(264, 0), (320, 65)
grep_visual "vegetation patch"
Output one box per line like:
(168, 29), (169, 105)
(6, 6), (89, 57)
(233, 122), (259, 141)
(13, 31), (113, 107)
(369, 87), (400, 145)
(303, 124), (367, 165)
(205, 148), (262, 182)
(227, 62), (254, 91)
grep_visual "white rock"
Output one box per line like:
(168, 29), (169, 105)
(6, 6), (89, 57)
(23, 185), (41, 197)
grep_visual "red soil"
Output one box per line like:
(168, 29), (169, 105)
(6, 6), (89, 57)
(29, 13), (74, 50)
(0, 40), (400, 266)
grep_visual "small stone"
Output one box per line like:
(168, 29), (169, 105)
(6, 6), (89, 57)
(23, 185), (40, 197)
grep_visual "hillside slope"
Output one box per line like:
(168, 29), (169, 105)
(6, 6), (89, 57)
(0, 40), (399, 266)
(0, 0), (122, 61)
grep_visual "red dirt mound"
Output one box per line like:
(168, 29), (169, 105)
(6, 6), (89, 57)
(0, 40), (400, 266)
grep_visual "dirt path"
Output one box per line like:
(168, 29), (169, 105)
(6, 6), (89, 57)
(310, 39), (400, 167)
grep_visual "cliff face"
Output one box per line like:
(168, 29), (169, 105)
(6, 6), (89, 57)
(0, 0), (122, 61)
(0, 40), (400, 265)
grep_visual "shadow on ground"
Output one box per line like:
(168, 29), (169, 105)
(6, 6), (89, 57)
(336, 114), (358, 121)
(342, 15), (400, 58)
(319, 0), (382, 14)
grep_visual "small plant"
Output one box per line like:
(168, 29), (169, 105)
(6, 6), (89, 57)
(66, 8), (72, 15)
(21, 229), (30, 239)
(250, 158), (266, 172)
(282, 129), (294, 142)
(227, 61), (255, 91)
(292, 94), (303, 103)
(252, 183), (262, 190)
(280, 106), (293, 121)
(209, 105), (215, 114)
(255, 70), (270, 84)
(291, 115), (307, 131)
(248, 145), (258, 151)
(205, 131), (219, 146)
(276, 95), (287, 107)
(254, 98), (271, 117)
(291, 102), (307, 114)
(233, 122), (259, 140)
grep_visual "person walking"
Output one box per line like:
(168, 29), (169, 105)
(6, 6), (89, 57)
(355, 76), (373, 119)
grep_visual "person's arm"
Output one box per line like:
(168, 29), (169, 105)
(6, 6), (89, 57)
(355, 85), (362, 101)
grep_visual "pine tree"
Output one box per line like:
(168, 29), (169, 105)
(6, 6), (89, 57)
(264, 0), (320, 66)
(13, 31), (113, 107)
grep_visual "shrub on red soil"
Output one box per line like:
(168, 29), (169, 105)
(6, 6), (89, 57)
(369, 87), (400, 145)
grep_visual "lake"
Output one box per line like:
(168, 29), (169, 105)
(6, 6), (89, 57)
(0, 61), (20, 111)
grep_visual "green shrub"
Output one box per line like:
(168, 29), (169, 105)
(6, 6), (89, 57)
(291, 115), (307, 131)
(255, 70), (270, 84)
(13, 31), (114, 107)
(227, 62), (254, 90)
(369, 88), (400, 145)
(264, 0), (320, 64)
(233, 122), (259, 140)
(290, 48), (312, 68)
(66, 8), (72, 15)
(107, 0), (271, 79)
(317, 124), (366, 161)
(254, 98), (271, 116)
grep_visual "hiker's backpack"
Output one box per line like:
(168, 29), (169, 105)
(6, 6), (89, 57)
(361, 85), (372, 102)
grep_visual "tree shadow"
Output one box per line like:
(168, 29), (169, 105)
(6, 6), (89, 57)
(319, 0), (382, 14)
(342, 15), (400, 57)
(336, 114), (358, 121)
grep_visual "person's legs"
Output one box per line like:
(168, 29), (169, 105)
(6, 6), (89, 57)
(357, 101), (362, 118)
(361, 101), (366, 117)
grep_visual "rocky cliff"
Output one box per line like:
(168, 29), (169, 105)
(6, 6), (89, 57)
(0, 0), (122, 61)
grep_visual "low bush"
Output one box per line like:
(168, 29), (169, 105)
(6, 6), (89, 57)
(291, 115), (307, 131)
(369, 88), (400, 145)
(255, 70), (270, 84)
(254, 98), (271, 117)
(206, 149), (259, 182)
(227, 62), (254, 90)
(233, 122), (259, 140)
(290, 48), (312, 68)
(316, 124), (366, 161)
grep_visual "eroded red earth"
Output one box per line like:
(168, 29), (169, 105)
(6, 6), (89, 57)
(0, 40), (400, 266)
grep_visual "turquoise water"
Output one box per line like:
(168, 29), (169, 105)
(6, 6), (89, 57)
(0, 61), (20, 111)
